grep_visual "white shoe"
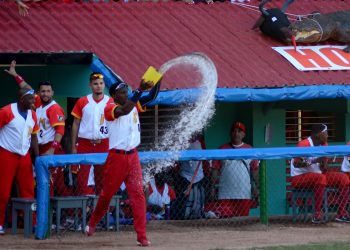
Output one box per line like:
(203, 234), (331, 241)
(0, 225), (5, 235)
(205, 211), (218, 219)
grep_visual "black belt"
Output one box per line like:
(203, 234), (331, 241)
(115, 149), (135, 155)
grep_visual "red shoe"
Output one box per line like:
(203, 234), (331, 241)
(137, 238), (151, 247)
(84, 225), (95, 236)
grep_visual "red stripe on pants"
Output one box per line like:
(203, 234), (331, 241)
(0, 147), (34, 225)
(73, 138), (109, 195)
(291, 172), (326, 218)
(88, 149), (147, 240)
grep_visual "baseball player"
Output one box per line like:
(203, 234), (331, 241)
(85, 78), (161, 247)
(291, 124), (350, 223)
(70, 72), (114, 195)
(5, 61), (69, 196)
(0, 87), (39, 235)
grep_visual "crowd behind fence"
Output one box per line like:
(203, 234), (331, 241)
(29, 145), (350, 239)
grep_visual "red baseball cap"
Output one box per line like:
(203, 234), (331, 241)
(232, 122), (246, 133)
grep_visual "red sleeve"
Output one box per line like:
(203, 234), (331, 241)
(0, 105), (14, 128)
(47, 104), (65, 127)
(104, 102), (119, 121)
(250, 160), (259, 171)
(32, 111), (39, 134)
(168, 185), (176, 200)
(34, 95), (41, 109)
(71, 97), (88, 119)
(54, 125), (65, 136)
(296, 139), (310, 147)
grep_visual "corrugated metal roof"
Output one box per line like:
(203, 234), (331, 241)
(1, 1), (349, 90)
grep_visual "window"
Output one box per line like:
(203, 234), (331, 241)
(139, 105), (182, 150)
(285, 110), (337, 144)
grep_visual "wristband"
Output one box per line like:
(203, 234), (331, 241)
(51, 140), (60, 150)
(15, 75), (24, 85)
(130, 89), (143, 103)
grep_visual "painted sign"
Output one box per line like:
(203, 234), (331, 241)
(272, 46), (350, 71)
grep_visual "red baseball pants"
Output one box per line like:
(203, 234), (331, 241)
(73, 138), (109, 195)
(0, 147), (34, 226)
(88, 149), (147, 240)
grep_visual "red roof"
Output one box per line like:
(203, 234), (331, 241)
(1, 1), (349, 89)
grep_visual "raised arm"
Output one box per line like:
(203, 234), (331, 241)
(4, 60), (33, 90)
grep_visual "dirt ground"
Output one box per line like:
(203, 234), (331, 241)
(2, 221), (350, 250)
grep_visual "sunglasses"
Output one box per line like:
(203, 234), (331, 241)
(90, 73), (104, 80)
(21, 89), (35, 98)
(115, 83), (129, 91)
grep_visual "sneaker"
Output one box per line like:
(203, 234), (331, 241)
(84, 225), (96, 236)
(335, 216), (350, 223)
(311, 216), (323, 224)
(205, 211), (218, 219)
(0, 225), (4, 235)
(137, 238), (151, 247)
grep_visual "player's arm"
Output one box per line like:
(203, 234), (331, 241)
(138, 80), (161, 107)
(71, 118), (80, 154)
(43, 107), (65, 155)
(110, 80), (154, 118)
(31, 134), (39, 157)
(4, 60), (33, 90)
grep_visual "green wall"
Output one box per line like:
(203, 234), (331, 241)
(205, 99), (350, 217)
(0, 65), (93, 112)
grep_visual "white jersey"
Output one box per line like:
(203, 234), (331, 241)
(36, 101), (64, 144)
(0, 103), (38, 156)
(107, 106), (141, 151)
(290, 137), (322, 176)
(147, 179), (170, 207)
(341, 157), (350, 172)
(72, 94), (111, 140)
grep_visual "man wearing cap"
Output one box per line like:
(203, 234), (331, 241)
(70, 72), (114, 195)
(85, 78), (160, 247)
(291, 124), (350, 223)
(209, 122), (259, 217)
(0, 87), (39, 235)
(5, 60), (69, 196)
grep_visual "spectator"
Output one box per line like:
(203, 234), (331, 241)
(70, 72), (114, 196)
(341, 141), (350, 179)
(207, 122), (259, 217)
(171, 133), (209, 220)
(0, 87), (39, 235)
(145, 172), (176, 220)
(291, 124), (350, 223)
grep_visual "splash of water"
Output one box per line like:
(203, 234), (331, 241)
(143, 52), (218, 182)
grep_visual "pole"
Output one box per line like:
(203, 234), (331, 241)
(259, 160), (268, 225)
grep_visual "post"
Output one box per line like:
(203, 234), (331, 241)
(259, 160), (268, 225)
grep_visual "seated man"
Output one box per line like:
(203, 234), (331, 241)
(145, 172), (176, 220)
(291, 124), (350, 223)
